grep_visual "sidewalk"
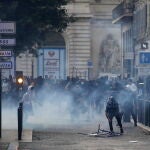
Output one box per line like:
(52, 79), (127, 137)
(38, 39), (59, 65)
(0, 129), (32, 150)
(0, 122), (149, 150)
(18, 122), (150, 150)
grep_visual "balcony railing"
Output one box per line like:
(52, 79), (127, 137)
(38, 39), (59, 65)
(112, 1), (134, 24)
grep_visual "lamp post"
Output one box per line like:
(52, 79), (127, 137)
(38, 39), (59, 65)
(25, 50), (34, 78)
(31, 57), (34, 78)
(0, 70), (1, 138)
(25, 50), (29, 77)
(87, 59), (93, 80)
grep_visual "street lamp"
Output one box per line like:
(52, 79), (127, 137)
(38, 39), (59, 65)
(31, 57), (34, 78)
(17, 77), (23, 85)
(87, 59), (93, 80)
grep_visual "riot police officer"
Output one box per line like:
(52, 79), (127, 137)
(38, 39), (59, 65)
(105, 96), (123, 134)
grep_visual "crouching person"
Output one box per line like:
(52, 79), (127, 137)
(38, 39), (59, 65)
(105, 96), (124, 134)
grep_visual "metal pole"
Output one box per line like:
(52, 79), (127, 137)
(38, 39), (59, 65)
(18, 102), (23, 140)
(88, 67), (89, 80)
(0, 20), (1, 138)
(0, 69), (1, 138)
(121, 26), (124, 79)
(31, 58), (33, 78)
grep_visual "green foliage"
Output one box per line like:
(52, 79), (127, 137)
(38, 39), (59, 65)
(0, 0), (74, 55)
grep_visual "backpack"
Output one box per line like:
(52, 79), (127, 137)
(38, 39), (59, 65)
(106, 98), (119, 114)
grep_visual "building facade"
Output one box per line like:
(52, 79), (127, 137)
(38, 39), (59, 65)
(66, 0), (121, 79)
(134, 0), (150, 78)
(112, 0), (150, 79)
(16, 0), (122, 80)
(112, 0), (135, 78)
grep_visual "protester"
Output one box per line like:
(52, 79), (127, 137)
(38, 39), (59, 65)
(20, 85), (35, 118)
(105, 96), (123, 134)
(124, 79), (137, 126)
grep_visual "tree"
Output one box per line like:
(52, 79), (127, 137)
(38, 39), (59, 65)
(0, 0), (74, 55)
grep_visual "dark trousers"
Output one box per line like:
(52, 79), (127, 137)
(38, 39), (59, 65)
(123, 108), (137, 125)
(107, 113), (123, 132)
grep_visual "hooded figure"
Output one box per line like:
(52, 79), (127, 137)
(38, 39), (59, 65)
(105, 96), (123, 134)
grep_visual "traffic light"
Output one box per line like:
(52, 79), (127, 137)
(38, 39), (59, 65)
(16, 71), (24, 86)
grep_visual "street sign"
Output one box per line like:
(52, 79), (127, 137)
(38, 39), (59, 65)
(0, 22), (16, 34)
(0, 62), (12, 69)
(0, 39), (16, 46)
(87, 60), (93, 68)
(139, 52), (150, 64)
(0, 21), (16, 139)
(0, 50), (12, 57)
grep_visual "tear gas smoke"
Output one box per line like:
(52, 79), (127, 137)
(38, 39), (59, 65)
(1, 87), (108, 130)
(1, 78), (135, 130)
(2, 98), (18, 129)
(2, 108), (17, 129)
(26, 88), (107, 129)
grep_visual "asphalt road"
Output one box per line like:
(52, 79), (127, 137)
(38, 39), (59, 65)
(18, 122), (150, 150)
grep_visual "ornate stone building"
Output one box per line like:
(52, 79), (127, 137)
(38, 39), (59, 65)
(16, 0), (122, 79)
(65, 0), (121, 79)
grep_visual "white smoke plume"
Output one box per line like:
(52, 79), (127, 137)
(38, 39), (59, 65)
(1, 80), (114, 130)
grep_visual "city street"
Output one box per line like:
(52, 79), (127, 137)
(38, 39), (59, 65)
(0, 1), (150, 150)
(17, 122), (150, 150)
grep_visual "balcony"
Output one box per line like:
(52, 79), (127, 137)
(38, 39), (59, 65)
(112, 1), (134, 24)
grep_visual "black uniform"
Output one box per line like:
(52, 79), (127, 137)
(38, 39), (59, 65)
(105, 96), (123, 133)
(123, 90), (137, 126)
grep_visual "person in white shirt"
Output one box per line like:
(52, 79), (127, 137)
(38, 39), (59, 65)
(21, 86), (35, 117)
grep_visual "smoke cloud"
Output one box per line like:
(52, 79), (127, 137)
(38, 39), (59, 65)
(2, 78), (134, 130)
(2, 86), (108, 130)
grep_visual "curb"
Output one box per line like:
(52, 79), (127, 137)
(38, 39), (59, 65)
(137, 123), (150, 132)
(131, 119), (150, 132)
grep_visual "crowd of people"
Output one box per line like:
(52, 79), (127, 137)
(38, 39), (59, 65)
(2, 74), (146, 132)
